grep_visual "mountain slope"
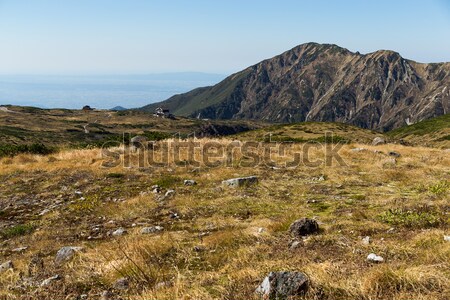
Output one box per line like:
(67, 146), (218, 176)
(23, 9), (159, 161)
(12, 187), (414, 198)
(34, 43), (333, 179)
(141, 43), (450, 131)
(387, 113), (449, 148)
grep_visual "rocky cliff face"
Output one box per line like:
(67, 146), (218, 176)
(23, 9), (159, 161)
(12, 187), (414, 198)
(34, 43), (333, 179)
(142, 43), (450, 131)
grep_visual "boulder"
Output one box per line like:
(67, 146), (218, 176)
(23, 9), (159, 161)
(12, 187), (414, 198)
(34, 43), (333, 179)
(141, 226), (164, 234)
(41, 274), (61, 286)
(372, 137), (386, 146)
(444, 235), (450, 242)
(362, 236), (371, 245)
(367, 253), (384, 263)
(0, 260), (13, 273)
(388, 151), (401, 158)
(184, 180), (197, 186)
(222, 176), (258, 188)
(112, 228), (127, 237)
(255, 271), (309, 299)
(289, 218), (319, 237)
(113, 277), (129, 290)
(55, 246), (83, 265)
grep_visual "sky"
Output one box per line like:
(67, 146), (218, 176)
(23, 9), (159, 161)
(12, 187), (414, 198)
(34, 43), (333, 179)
(1, 0), (450, 75)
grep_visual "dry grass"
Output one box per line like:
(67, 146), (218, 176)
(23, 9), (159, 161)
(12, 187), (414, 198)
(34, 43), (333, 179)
(0, 139), (448, 300)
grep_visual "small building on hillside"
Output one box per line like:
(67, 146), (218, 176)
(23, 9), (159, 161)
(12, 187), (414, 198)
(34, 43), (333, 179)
(154, 107), (175, 119)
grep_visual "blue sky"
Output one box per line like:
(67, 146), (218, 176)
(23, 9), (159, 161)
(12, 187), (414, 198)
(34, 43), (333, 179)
(1, 0), (450, 75)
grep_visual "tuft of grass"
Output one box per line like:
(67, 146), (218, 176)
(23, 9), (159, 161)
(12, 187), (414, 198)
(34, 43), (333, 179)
(154, 175), (181, 188)
(0, 222), (36, 239)
(428, 181), (449, 196)
(378, 208), (443, 228)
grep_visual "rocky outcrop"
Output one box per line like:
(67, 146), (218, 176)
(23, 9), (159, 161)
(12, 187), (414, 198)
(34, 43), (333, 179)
(255, 271), (309, 299)
(142, 43), (450, 131)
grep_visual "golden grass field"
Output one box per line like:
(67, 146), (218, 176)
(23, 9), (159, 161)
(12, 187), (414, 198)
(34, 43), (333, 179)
(0, 138), (449, 300)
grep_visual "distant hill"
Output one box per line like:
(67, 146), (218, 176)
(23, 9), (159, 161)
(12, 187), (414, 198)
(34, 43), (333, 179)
(110, 106), (127, 111)
(141, 43), (450, 131)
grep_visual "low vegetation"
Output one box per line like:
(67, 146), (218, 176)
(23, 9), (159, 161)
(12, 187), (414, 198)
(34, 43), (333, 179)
(0, 137), (448, 300)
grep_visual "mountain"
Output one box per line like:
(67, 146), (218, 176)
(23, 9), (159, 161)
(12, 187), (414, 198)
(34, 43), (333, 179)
(141, 43), (450, 131)
(110, 106), (127, 111)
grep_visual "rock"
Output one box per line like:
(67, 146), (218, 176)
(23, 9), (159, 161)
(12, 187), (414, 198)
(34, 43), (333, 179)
(40, 274), (61, 286)
(255, 271), (309, 299)
(184, 180), (197, 186)
(444, 235), (450, 242)
(140, 226), (164, 234)
(113, 277), (129, 290)
(12, 246), (28, 253)
(362, 236), (371, 245)
(100, 290), (114, 300)
(39, 208), (51, 216)
(351, 148), (367, 152)
(112, 228), (127, 237)
(222, 176), (258, 188)
(0, 260), (13, 273)
(289, 218), (319, 237)
(367, 253), (384, 263)
(165, 189), (176, 197)
(372, 137), (386, 146)
(388, 151), (401, 158)
(55, 246), (83, 265)
(289, 240), (303, 250)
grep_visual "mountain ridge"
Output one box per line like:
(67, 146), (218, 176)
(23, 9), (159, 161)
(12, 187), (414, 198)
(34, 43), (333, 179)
(141, 43), (450, 131)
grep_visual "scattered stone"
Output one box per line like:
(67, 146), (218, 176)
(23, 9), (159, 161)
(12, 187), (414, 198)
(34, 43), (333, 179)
(140, 226), (164, 234)
(184, 180), (197, 186)
(154, 281), (171, 290)
(372, 137), (386, 146)
(112, 228), (127, 237)
(40, 274), (61, 286)
(362, 236), (371, 245)
(388, 151), (401, 158)
(55, 246), (83, 265)
(257, 227), (265, 234)
(39, 209), (51, 216)
(12, 246), (28, 253)
(289, 240), (303, 250)
(289, 218), (319, 237)
(100, 290), (114, 300)
(444, 235), (450, 242)
(74, 191), (83, 195)
(367, 253), (384, 263)
(222, 176), (258, 188)
(165, 189), (176, 197)
(0, 260), (13, 273)
(351, 148), (367, 152)
(255, 271), (309, 298)
(113, 277), (129, 290)
(193, 245), (206, 252)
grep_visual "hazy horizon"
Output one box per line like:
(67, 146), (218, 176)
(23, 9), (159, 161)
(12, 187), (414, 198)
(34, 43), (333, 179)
(0, 72), (226, 109)
(1, 0), (450, 108)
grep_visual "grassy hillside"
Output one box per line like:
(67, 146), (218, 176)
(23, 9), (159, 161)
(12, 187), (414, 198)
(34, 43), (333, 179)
(0, 105), (262, 149)
(0, 139), (448, 299)
(387, 114), (450, 148)
(236, 121), (386, 144)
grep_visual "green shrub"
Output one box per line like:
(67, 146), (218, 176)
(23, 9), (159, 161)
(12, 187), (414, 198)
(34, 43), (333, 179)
(0, 223), (36, 239)
(0, 143), (56, 157)
(378, 208), (442, 228)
